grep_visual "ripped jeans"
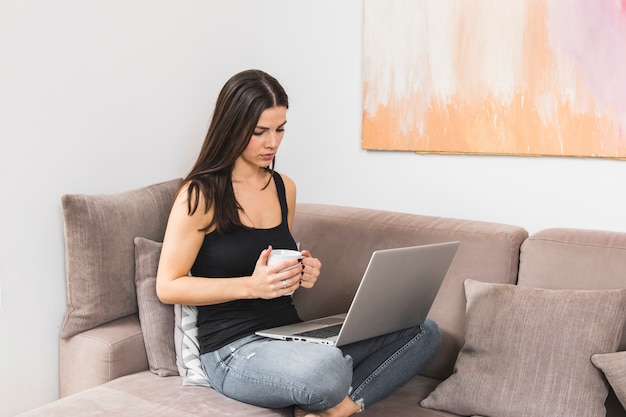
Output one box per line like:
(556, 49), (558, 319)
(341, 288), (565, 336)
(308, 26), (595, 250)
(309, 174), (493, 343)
(200, 318), (441, 413)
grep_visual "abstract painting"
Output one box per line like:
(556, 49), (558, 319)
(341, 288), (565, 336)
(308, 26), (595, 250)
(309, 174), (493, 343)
(362, 0), (626, 158)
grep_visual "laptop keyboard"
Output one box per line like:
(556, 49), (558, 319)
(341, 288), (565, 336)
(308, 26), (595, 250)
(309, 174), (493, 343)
(294, 324), (342, 339)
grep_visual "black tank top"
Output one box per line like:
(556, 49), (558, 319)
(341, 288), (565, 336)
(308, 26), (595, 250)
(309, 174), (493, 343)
(192, 172), (301, 353)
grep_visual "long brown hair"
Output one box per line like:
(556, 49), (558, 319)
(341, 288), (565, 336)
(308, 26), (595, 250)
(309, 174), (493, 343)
(184, 69), (289, 234)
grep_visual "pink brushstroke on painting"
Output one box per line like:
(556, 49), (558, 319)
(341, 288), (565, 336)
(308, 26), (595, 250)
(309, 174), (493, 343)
(546, 0), (626, 138)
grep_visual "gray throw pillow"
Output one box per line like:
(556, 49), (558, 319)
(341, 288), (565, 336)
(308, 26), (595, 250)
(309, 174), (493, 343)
(421, 279), (626, 417)
(134, 237), (177, 377)
(592, 351), (626, 411)
(60, 179), (182, 338)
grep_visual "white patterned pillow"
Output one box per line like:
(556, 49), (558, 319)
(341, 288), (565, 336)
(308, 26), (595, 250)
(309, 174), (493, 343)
(174, 304), (212, 387)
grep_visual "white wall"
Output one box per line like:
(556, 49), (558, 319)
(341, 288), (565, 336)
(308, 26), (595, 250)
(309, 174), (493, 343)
(0, 1), (264, 415)
(2, 1), (626, 415)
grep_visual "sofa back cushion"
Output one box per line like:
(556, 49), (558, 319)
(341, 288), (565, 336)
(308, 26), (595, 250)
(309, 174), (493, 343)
(519, 228), (626, 351)
(60, 179), (182, 338)
(292, 203), (528, 380)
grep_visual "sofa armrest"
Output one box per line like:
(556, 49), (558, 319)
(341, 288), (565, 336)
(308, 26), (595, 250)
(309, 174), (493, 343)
(59, 314), (148, 397)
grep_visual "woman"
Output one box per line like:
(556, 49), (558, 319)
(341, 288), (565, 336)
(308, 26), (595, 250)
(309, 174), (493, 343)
(156, 69), (442, 417)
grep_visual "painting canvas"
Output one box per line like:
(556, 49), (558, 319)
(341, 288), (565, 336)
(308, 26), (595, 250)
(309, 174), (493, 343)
(362, 0), (626, 158)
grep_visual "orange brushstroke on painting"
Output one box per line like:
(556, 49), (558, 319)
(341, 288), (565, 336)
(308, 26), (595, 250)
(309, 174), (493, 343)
(362, 86), (621, 157)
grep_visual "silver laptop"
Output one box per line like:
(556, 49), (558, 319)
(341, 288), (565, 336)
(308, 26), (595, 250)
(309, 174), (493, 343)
(256, 241), (459, 346)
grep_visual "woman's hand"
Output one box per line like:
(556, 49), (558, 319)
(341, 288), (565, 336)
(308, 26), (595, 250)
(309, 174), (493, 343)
(299, 249), (321, 289)
(251, 246), (305, 298)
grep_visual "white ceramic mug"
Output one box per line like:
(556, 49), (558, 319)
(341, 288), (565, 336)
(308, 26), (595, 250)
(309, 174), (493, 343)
(268, 249), (303, 295)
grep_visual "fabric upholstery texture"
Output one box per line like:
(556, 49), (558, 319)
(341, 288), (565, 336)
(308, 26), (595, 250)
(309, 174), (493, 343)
(61, 179), (182, 338)
(292, 203), (528, 380)
(421, 279), (626, 417)
(593, 351), (626, 411)
(518, 228), (626, 350)
(59, 315), (149, 397)
(22, 370), (452, 417)
(134, 237), (178, 376)
(19, 371), (291, 417)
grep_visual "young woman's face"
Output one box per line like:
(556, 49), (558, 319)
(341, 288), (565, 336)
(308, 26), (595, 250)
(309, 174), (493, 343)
(239, 106), (287, 169)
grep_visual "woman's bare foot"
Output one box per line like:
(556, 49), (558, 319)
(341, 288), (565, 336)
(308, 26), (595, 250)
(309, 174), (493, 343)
(293, 397), (360, 417)
(293, 405), (320, 417)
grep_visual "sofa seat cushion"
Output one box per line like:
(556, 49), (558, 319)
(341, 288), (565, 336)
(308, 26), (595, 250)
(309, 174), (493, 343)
(19, 372), (292, 417)
(19, 371), (454, 417)
(366, 375), (459, 417)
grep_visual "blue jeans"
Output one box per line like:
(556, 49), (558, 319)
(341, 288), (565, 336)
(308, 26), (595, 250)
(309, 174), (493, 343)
(200, 318), (441, 413)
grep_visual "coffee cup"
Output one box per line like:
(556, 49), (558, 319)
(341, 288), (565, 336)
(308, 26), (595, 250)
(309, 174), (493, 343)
(268, 249), (303, 295)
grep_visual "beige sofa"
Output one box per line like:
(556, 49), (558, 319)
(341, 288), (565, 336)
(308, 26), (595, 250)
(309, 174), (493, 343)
(18, 179), (626, 417)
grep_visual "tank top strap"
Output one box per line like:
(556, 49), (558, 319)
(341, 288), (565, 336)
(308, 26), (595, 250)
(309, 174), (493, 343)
(272, 171), (289, 222)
